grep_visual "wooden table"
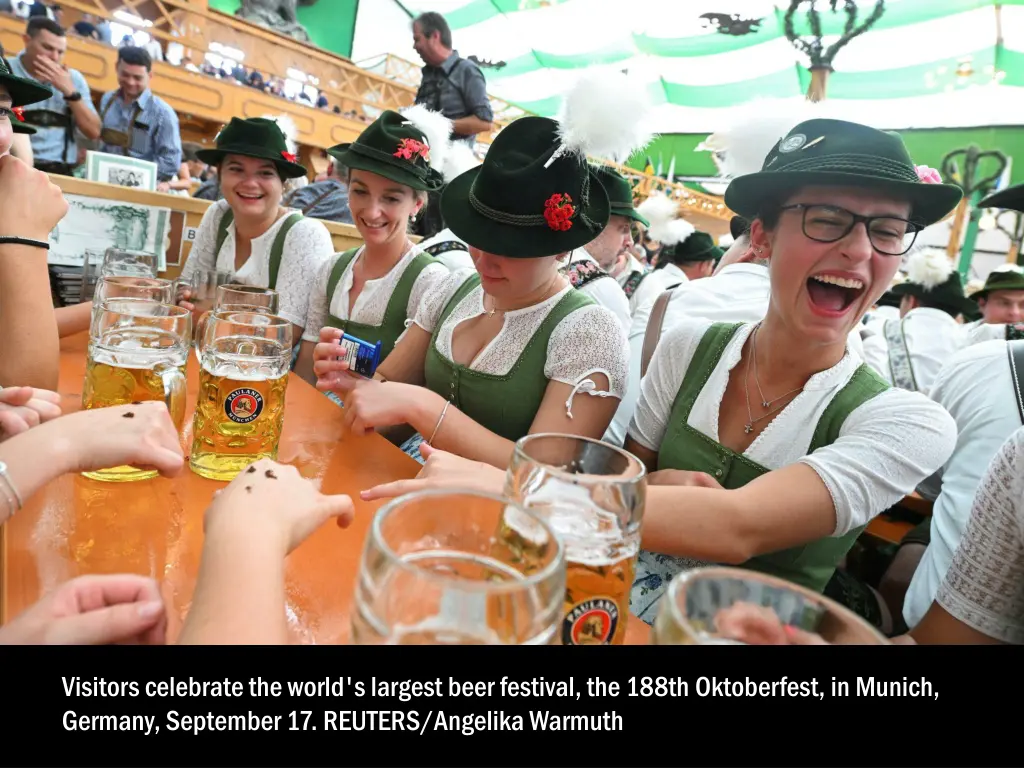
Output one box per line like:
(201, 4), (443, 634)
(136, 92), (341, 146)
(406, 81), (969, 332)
(1, 333), (651, 646)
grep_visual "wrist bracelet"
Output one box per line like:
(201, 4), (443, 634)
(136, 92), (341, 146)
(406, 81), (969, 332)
(0, 236), (49, 251)
(0, 460), (23, 515)
(427, 399), (450, 446)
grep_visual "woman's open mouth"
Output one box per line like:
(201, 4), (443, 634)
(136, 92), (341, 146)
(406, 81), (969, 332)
(360, 218), (389, 231)
(806, 273), (866, 316)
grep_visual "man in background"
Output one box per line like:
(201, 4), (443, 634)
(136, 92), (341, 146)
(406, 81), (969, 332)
(97, 46), (181, 192)
(284, 158), (352, 224)
(7, 16), (100, 175)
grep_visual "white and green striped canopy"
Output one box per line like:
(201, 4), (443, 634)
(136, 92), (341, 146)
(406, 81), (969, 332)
(402, 0), (1024, 132)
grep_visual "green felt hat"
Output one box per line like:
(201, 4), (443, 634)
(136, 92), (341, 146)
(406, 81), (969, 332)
(440, 116), (610, 258)
(328, 110), (444, 193)
(663, 230), (723, 264)
(890, 269), (977, 316)
(11, 114), (35, 135)
(979, 182), (1024, 213)
(725, 118), (962, 227)
(196, 117), (307, 179)
(970, 265), (1024, 300)
(0, 56), (53, 109)
(729, 215), (749, 241)
(593, 166), (648, 227)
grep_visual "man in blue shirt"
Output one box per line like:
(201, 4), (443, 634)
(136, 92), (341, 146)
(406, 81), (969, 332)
(6, 16), (100, 175)
(98, 46), (181, 191)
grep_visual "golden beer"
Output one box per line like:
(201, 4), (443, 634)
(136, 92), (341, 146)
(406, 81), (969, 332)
(82, 301), (190, 482)
(190, 366), (288, 481)
(503, 433), (647, 646)
(189, 311), (293, 481)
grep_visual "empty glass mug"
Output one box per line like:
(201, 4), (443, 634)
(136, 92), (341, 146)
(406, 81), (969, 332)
(351, 489), (567, 645)
(502, 433), (646, 645)
(99, 248), (158, 278)
(189, 310), (292, 481)
(82, 298), (190, 482)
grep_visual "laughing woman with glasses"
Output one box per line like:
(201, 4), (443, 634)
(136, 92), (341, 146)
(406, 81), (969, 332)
(623, 118), (964, 625)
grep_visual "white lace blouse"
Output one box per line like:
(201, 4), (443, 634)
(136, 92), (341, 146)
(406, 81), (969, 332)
(301, 243), (449, 344)
(935, 426), (1024, 644)
(179, 199), (334, 328)
(629, 318), (957, 536)
(412, 268), (630, 410)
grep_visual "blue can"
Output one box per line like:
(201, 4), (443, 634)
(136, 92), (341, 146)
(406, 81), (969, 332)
(336, 333), (383, 378)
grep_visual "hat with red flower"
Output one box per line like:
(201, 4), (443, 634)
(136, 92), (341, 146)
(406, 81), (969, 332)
(440, 70), (655, 258)
(0, 54), (53, 110)
(327, 109), (446, 193)
(195, 117), (307, 179)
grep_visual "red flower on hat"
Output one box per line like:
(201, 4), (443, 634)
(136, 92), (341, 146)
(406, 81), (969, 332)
(11, 106), (24, 122)
(394, 138), (429, 162)
(543, 193), (575, 232)
(281, 150), (297, 163)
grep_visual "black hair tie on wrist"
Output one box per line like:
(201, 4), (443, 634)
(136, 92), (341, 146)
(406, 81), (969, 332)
(0, 236), (49, 250)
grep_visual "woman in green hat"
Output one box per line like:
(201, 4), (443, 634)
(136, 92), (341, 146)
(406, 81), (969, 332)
(177, 117), (334, 344)
(295, 107), (454, 386)
(312, 72), (646, 468)
(618, 118), (964, 625)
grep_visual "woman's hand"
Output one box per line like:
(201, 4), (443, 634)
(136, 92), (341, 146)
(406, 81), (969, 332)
(311, 327), (367, 394)
(204, 458), (356, 554)
(0, 386), (62, 441)
(360, 443), (506, 501)
(343, 381), (440, 437)
(0, 574), (166, 645)
(47, 401), (185, 477)
(647, 469), (724, 489)
(713, 602), (828, 645)
(0, 154), (68, 242)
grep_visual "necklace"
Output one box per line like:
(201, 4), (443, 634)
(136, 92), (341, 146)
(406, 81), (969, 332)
(742, 324), (804, 435)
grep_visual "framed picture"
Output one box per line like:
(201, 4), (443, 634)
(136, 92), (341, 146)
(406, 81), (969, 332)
(47, 194), (171, 271)
(85, 151), (158, 192)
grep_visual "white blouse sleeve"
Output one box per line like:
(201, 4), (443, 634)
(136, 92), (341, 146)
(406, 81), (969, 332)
(544, 304), (629, 412)
(412, 267), (476, 333)
(936, 428), (1024, 644)
(275, 218), (335, 329)
(178, 200), (226, 282)
(799, 388), (957, 537)
(301, 255), (335, 344)
(627, 317), (713, 452)
(406, 261), (452, 320)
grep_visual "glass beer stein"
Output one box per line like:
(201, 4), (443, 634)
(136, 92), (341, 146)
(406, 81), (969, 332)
(81, 299), (190, 482)
(650, 567), (890, 645)
(189, 311), (292, 481)
(100, 248), (158, 278)
(351, 489), (566, 645)
(502, 433), (646, 646)
(193, 284), (280, 348)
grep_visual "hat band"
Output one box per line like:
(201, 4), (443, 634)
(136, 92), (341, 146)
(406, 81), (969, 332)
(347, 142), (428, 180)
(468, 187), (547, 227)
(773, 153), (920, 183)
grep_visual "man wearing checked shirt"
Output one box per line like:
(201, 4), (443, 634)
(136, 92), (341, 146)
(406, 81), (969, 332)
(97, 46), (181, 192)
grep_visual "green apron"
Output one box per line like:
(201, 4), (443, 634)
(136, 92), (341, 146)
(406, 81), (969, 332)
(323, 247), (436, 360)
(423, 275), (595, 442)
(630, 321), (889, 623)
(214, 208), (302, 291)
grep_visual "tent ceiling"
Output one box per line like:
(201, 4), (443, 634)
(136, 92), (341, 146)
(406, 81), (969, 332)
(401, 0), (1024, 131)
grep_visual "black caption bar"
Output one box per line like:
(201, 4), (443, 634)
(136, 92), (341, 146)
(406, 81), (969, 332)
(7, 646), (1019, 767)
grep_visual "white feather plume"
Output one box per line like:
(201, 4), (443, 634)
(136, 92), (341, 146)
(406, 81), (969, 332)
(399, 104), (452, 172)
(904, 247), (955, 289)
(656, 217), (696, 246)
(262, 113), (298, 154)
(990, 262), (1024, 274)
(553, 70), (656, 164)
(441, 140), (480, 182)
(635, 194), (678, 232)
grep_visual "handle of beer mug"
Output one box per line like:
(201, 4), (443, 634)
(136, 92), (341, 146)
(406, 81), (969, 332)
(193, 309), (212, 354)
(154, 362), (187, 432)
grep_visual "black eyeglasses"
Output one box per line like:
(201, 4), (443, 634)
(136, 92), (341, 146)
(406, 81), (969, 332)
(780, 204), (921, 256)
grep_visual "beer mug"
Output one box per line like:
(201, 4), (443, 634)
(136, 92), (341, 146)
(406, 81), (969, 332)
(193, 284), (281, 349)
(82, 299), (190, 482)
(502, 433), (646, 646)
(185, 268), (234, 305)
(189, 311), (292, 481)
(650, 567), (890, 645)
(100, 248), (158, 278)
(351, 489), (566, 645)
(93, 276), (177, 305)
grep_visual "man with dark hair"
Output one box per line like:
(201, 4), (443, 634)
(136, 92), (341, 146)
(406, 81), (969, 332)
(97, 45), (181, 192)
(411, 11), (492, 144)
(6, 16), (101, 175)
(283, 157), (352, 224)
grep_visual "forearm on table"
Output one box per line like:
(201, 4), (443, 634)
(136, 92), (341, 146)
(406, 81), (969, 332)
(178, 527), (289, 645)
(408, 389), (514, 469)
(0, 424), (76, 523)
(0, 245), (59, 389)
(55, 302), (93, 338)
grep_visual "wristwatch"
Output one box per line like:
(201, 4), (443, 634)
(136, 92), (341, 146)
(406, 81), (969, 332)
(65, 91), (82, 102)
